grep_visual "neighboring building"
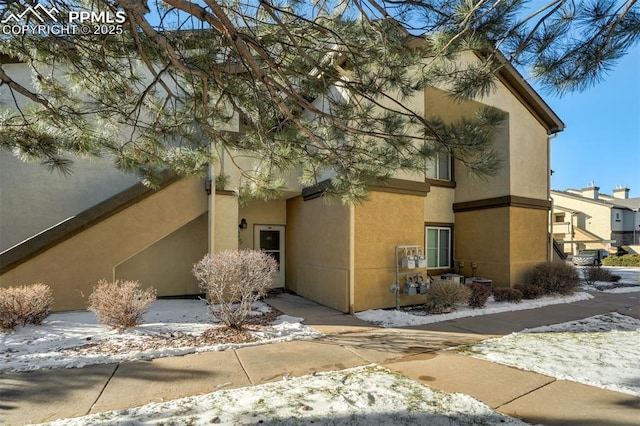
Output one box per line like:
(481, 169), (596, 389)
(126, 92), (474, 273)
(551, 185), (640, 255)
(1, 51), (565, 313)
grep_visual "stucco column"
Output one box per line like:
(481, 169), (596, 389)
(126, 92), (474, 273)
(214, 194), (239, 251)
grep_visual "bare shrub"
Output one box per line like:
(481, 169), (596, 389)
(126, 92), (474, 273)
(22, 283), (54, 325)
(88, 280), (156, 329)
(0, 283), (54, 330)
(527, 262), (580, 295)
(0, 287), (22, 330)
(424, 279), (471, 314)
(493, 288), (523, 303)
(583, 266), (615, 285)
(514, 283), (545, 300)
(467, 283), (491, 309)
(193, 250), (278, 329)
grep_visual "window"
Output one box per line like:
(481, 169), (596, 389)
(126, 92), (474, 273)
(426, 153), (451, 181)
(554, 214), (565, 223)
(615, 212), (621, 222)
(426, 226), (451, 268)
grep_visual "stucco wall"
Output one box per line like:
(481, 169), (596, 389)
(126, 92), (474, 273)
(454, 206), (548, 286)
(214, 194), (240, 251)
(0, 151), (138, 251)
(353, 191), (426, 311)
(0, 178), (208, 311)
(115, 214), (207, 296)
(286, 196), (349, 312)
(238, 200), (287, 250)
(509, 207), (549, 284)
(424, 186), (455, 223)
(454, 208), (511, 286)
(451, 52), (551, 202)
(423, 87), (512, 203)
(484, 82), (549, 201)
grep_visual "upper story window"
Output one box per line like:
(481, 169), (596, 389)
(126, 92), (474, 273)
(615, 211), (621, 222)
(426, 153), (451, 181)
(554, 214), (565, 223)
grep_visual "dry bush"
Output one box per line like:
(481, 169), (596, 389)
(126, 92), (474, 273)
(583, 266), (615, 285)
(467, 283), (491, 309)
(493, 288), (523, 303)
(514, 283), (545, 300)
(193, 250), (278, 329)
(0, 283), (53, 330)
(424, 279), (471, 314)
(88, 280), (157, 330)
(527, 262), (580, 295)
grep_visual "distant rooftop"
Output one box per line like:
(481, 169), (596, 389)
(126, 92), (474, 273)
(551, 186), (640, 211)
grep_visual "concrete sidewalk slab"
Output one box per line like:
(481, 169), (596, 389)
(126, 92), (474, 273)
(0, 364), (116, 425)
(499, 379), (640, 426)
(319, 329), (493, 363)
(235, 340), (368, 385)
(383, 351), (555, 409)
(91, 350), (251, 414)
(265, 293), (376, 335)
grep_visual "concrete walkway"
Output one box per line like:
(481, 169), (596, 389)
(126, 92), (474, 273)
(1, 291), (639, 425)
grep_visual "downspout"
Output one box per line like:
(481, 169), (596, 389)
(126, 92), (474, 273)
(348, 204), (355, 314)
(547, 132), (559, 261)
(208, 145), (216, 254)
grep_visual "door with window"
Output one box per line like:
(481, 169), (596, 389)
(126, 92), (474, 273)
(254, 225), (285, 288)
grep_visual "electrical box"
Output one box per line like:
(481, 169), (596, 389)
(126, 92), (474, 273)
(440, 273), (464, 284)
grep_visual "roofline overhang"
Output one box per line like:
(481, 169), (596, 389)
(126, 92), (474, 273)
(482, 51), (565, 135)
(406, 34), (566, 135)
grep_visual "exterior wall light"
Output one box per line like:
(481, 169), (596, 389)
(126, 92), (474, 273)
(239, 218), (248, 229)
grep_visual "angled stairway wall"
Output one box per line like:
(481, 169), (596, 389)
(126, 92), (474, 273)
(0, 177), (209, 311)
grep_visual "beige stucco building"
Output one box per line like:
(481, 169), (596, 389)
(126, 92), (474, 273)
(551, 185), (640, 255)
(1, 52), (565, 313)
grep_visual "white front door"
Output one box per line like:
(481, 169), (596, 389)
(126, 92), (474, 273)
(254, 225), (285, 288)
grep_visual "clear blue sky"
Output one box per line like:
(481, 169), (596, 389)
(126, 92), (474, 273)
(540, 45), (640, 198)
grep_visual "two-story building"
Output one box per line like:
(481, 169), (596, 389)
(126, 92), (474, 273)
(1, 51), (565, 312)
(551, 185), (640, 255)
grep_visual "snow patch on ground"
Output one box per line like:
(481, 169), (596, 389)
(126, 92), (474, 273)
(463, 312), (640, 397)
(0, 300), (320, 372)
(579, 266), (640, 293)
(37, 365), (527, 426)
(355, 292), (593, 328)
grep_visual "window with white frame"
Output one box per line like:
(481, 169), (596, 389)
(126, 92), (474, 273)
(425, 153), (451, 181)
(426, 226), (451, 268)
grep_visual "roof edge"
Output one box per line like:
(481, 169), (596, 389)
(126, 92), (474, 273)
(486, 52), (565, 135)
